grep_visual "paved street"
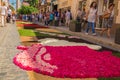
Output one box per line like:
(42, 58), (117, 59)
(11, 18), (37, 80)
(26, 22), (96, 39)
(0, 23), (29, 80)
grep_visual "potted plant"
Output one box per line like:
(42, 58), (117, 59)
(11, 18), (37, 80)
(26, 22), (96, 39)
(54, 20), (59, 26)
(69, 20), (81, 32)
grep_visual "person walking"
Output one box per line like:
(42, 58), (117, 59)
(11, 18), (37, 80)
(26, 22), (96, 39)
(6, 7), (12, 23)
(65, 9), (71, 27)
(0, 2), (7, 27)
(39, 12), (43, 22)
(32, 14), (35, 22)
(48, 11), (54, 25)
(81, 8), (87, 30)
(85, 1), (97, 36)
(12, 14), (16, 24)
(76, 8), (82, 22)
(100, 3), (115, 38)
(61, 12), (65, 26)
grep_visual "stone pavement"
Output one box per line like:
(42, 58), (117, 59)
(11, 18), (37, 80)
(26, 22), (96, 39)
(0, 23), (29, 80)
(51, 26), (120, 52)
(36, 22), (120, 52)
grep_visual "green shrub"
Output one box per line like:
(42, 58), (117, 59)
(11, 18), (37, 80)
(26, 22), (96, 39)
(17, 5), (38, 15)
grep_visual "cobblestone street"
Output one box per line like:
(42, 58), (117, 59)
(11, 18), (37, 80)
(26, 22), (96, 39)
(0, 23), (28, 80)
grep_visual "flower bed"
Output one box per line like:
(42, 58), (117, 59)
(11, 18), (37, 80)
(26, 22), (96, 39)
(24, 24), (48, 29)
(16, 22), (48, 29)
(13, 44), (120, 78)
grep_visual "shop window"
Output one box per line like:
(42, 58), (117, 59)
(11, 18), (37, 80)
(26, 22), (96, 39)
(53, 5), (58, 10)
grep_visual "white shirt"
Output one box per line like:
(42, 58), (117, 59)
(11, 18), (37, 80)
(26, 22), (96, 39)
(8, 9), (12, 15)
(66, 11), (71, 19)
(88, 8), (97, 23)
(0, 6), (7, 15)
(39, 13), (42, 18)
(32, 15), (34, 18)
(12, 16), (16, 20)
(77, 10), (82, 18)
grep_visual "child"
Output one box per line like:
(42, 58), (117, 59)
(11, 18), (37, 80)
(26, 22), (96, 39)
(12, 14), (16, 24)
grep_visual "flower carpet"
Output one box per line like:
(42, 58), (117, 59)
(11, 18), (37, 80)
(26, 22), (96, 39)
(13, 44), (120, 78)
(16, 21), (48, 29)
(15, 20), (120, 80)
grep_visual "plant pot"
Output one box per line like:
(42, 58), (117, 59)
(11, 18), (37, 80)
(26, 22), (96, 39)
(69, 21), (81, 32)
(115, 28), (120, 44)
(49, 21), (54, 26)
(27, 71), (97, 80)
(54, 20), (59, 26)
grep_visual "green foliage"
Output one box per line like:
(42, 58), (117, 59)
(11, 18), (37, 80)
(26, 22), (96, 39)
(112, 52), (120, 57)
(31, 0), (38, 7)
(25, 0), (38, 7)
(9, 5), (15, 11)
(18, 29), (50, 37)
(17, 5), (38, 14)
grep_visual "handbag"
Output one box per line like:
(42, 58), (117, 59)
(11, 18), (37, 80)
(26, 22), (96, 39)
(102, 13), (111, 19)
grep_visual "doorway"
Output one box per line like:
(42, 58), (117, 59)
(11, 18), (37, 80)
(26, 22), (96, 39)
(53, 5), (58, 10)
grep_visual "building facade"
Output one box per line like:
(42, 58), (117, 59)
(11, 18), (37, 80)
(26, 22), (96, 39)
(55, 0), (120, 36)
(38, 0), (51, 12)
(16, 0), (21, 9)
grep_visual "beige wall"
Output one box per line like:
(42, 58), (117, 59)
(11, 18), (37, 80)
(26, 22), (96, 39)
(111, 0), (120, 36)
(0, 0), (1, 6)
(71, 0), (79, 20)
(57, 0), (96, 20)
(58, 0), (72, 9)
(115, 0), (120, 24)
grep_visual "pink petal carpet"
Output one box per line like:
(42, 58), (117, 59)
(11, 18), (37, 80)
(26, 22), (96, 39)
(13, 44), (120, 78)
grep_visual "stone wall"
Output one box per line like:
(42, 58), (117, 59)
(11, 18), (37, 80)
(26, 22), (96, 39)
(111, 0), (120, 36)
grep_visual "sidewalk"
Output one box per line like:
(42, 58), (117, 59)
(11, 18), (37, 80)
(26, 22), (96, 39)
(0, 23), (29, 80)
(36, 22), (120, 52)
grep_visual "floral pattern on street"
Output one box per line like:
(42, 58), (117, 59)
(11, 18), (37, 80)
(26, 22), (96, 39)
(13, 44), (120, 78)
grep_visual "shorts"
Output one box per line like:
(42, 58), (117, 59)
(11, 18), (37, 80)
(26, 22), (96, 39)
(103, 18), (113, 28)
(66, 18), (70, 24)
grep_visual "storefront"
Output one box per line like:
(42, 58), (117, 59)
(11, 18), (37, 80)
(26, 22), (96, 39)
(49, 0), (120, 36)
(39, 0), (51, 12)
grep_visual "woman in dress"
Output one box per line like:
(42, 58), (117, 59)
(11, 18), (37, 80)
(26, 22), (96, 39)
(100, 3), (115, 38)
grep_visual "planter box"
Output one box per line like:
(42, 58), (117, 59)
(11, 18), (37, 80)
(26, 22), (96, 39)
(27, 71), (97, 80)
(115, 28), (120, 44)
(49, 21), (54, 26)
(54, 20), (59, 26)
(69, 22), (81, 32)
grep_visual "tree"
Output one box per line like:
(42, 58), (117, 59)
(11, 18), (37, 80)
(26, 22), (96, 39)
(24, 0), (38, 7)
(17, 5), (38, 14)
(9, 5), (15, 11)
